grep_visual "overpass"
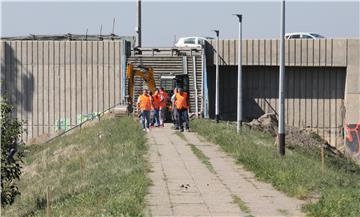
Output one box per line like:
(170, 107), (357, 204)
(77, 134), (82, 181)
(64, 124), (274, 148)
(1, 38), (359, 161)
(205, 38), (359, 160)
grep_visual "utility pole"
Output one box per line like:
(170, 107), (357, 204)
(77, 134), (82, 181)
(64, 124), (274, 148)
(212, 30), (220, 123)
(233, 14), (243, 134)
(112, 18), (116, 35)
(278, 0), (286, 156)
(136, 0), (142, 47)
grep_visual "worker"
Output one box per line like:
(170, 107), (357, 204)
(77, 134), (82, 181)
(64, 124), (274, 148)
(159, 87), (168, 127)
(151, 88), (161, 127)
(175, 88), (190, 132)
(171, 88), (178, 129)
(137, 89), (153, 132)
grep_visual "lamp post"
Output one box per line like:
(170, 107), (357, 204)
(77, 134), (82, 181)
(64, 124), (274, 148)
(136, 0), (142, 47)
(212, 30), (220, 123)
(278, 0), (286, 156)
(233, 14), (243, 134)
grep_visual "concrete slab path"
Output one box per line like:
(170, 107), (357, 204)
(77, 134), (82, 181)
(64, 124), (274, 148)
(146, 125), (304, 217)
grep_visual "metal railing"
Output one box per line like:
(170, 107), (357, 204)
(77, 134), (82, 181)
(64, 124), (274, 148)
(43, 103), (125, 144)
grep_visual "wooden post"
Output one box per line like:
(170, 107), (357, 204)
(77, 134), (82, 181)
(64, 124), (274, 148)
(46, 186), (51, 217)
(80, 157), (85, 178)
(321, 145), (325, 174)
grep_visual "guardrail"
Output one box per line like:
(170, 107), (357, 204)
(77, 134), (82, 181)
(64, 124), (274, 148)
(43, 103), (125, 144)
(132, 47), (204, 56)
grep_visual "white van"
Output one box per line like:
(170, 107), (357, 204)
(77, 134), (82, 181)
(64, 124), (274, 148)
(175, 36), (213, 48)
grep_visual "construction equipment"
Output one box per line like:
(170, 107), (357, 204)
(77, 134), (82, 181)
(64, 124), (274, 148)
(126, 63), (156, 113)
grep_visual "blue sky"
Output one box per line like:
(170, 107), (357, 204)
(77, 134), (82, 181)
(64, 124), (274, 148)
(1, 1), (359, 46)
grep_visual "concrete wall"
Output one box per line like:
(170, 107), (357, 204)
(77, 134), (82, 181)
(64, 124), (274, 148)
(207, 39), (347, 67)
(0, 40), (127, 142)
(207, 65), (346, 148)
(206, 39), (359, 156)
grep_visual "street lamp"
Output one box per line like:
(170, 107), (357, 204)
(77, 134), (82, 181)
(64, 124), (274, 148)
(278, 0), (286, 156)
(212, 30), (220, 123)
(233, 14), (243, 134)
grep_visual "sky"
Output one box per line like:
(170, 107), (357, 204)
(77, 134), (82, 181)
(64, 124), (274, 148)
(1, 0), (359, 46)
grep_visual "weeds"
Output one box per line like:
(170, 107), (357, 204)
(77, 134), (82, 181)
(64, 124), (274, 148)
(5, 117), (150, 217)
(188, 144), (216, 174)
(232, 194), (251, 214)
(191, 119), (360, 217)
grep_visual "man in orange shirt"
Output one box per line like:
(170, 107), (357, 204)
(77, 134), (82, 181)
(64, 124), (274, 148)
(159, 87), (168, 127)
(174, 88), (190, 132)
(137, 89), (153, 131)
(151, 88), (161, 127)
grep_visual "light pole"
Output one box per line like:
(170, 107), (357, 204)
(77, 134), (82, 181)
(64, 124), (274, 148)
(233, 14), (243, 134)
(278, 0), (286, 156)
(212, 30), (220, 123)
(136, 0), (142, 47)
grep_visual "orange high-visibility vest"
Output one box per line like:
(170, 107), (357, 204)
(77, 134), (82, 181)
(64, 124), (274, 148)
(139, 94), (152, 111)
(175, 92), (188, 109)
(152, 94), (161, 110)
(159, 91), (168, 109)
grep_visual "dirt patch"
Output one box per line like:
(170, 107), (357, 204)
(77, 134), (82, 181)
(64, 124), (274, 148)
(246, 113), (342, 156)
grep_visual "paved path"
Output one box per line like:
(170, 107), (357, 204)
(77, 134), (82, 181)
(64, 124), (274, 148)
(146, 125), (304, 217)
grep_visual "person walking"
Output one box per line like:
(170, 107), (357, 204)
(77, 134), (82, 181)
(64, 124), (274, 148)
(171, 88), (178, 129)
(159, 87), (168, 127)
(175, 88), (190, 132)
(152, 88), (161, 127)
(137, 89), (153, 132)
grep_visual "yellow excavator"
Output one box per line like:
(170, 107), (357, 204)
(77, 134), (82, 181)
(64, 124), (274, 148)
(126, 63), (156, 113)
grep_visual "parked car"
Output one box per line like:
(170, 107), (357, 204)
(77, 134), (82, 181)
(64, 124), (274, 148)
(285, 32), (325, 39)
(175, 36), (213, 48)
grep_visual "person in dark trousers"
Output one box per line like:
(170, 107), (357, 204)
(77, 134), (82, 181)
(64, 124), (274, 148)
(171, 88), (178, 129)
(158, 87), (168, 127)
(174, 88), (190, 132)
(137, 89), (153, 132)
(151, 88), (161, 127)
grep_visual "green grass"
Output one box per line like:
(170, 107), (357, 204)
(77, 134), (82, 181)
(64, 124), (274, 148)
(232, 194), (251, 214)
(4, 117), (150, 217)
(191, 119), (360, 217)
(188, 144), (216, 174)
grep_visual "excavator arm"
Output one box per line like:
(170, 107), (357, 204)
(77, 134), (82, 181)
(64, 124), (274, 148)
(126, 63), (156, 113)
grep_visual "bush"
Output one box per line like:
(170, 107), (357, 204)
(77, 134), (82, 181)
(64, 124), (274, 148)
(1, 97), (25, 207)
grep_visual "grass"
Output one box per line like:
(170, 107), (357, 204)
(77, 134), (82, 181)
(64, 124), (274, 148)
(191, 119), (360, 217)
(4, 117), (150, 217)
(278, 209), (290, 216)
(232, 194), (251, 214)
(188, 144), (216, 174)
(175, 131), (187, 142)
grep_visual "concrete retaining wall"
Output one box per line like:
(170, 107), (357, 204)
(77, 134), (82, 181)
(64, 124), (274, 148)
(207, 65), (346, 148)
(0, 40), (128, 142)
(206, 39), (359, 158)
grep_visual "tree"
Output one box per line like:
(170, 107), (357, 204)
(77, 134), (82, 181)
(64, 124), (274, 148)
(1, 97), (25, 207)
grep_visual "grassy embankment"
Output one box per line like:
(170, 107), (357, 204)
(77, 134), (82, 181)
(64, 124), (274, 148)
(191, 119), (360, 217)
(5, 117), (150, 217)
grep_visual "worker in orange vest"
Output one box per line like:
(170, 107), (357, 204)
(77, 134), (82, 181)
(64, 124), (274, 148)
(174, 88), (190, 132)
(171, 88), (178, 129)
(159, 87), (168, 127)
(137, 89), (153, 132)
(151, 88), (161, 127)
